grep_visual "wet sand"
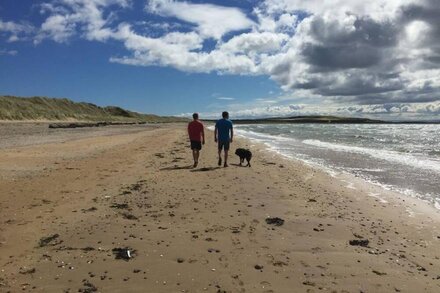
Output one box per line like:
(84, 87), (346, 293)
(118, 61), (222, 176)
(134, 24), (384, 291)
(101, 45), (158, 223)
(1, 123), (440, 292)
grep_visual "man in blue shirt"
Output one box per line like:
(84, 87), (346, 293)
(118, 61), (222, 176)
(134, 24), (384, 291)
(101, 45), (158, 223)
(215, 111), (233, 167)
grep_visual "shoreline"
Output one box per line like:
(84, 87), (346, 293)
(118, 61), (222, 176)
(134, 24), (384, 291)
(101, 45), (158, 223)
(233, 125), (440, 213)
(1, 124), (440, 292)
(264, 140), (440, 215)
(236, 128), (440, 220)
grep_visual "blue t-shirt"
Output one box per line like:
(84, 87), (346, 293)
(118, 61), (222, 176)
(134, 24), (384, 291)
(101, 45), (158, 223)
(216, 119), (233, 142)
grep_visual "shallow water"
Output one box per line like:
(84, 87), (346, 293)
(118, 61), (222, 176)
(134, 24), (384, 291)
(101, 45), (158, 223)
(234, 124), (440, 208)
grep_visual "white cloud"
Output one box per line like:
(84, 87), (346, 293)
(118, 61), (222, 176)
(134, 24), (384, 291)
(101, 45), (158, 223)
(161, 31), (203, 50)
(110, 23), (258, 74)
(35, 0), (131, 43)
(220, 32), (288, 54)
(0, 49), (18, 56)
(260, 0), (407, 21)
(277, 13), (297, 30)
(38, 14), (77, 43)
(147, 0), (254, 39)
(0, 19), (34, 42)
(217, 97), (235, 100)
(336, 101), (440, 117)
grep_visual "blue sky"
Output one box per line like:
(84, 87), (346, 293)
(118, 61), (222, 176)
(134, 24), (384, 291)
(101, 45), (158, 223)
(1, 0), (439, 120)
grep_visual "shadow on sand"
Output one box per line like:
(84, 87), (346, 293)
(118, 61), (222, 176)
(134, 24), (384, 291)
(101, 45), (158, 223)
(230, 163), (248, 168)
(160, 165), (194, 171)
(190, 167), (221, 172)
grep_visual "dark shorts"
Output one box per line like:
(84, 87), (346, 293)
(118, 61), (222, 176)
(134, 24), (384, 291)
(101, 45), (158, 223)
(190, 140), (202, 150)
(218, 141), (230, 151)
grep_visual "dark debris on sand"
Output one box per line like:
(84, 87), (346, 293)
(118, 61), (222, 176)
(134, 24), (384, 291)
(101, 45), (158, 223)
(110, 203), (129, 209)
(78, 280), (98, 293)
(81, 207), (97, 213)
(19, 267), (36, 275)
(129, 183), (142, 191)
(112, 248), (135, 261)
(372, 270), (387, 276)
(121, 212), (138, 220)
(349, 239), (370, 247)
(265, 217), (285, 226)
(82, 246), (95, 252)
(38, 234), (60, 247)
(303, 280), (316, 286)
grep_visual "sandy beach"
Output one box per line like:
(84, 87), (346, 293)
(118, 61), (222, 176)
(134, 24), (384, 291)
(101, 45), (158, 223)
(1, 123), (440, 293)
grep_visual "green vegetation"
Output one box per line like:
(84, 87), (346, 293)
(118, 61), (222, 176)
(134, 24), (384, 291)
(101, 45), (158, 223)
(0, 96), (187, 123)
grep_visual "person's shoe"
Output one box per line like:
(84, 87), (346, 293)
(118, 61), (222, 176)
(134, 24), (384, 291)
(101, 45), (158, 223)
(224, 163), (228, 168)
(193, 161), (198, 168)
(218, 157), (222, 166)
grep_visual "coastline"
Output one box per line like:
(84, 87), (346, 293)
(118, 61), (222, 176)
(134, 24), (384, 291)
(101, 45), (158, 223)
(1, 123), (440, 292)
(243, 130), (440, 214)
(232, 123), (440, 211)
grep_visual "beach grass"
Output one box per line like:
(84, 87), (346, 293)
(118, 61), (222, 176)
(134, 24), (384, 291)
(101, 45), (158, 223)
(0, 95), (187, 123)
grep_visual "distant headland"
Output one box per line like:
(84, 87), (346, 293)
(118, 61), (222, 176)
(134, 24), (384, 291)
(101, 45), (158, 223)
(208, 115), (440, 124)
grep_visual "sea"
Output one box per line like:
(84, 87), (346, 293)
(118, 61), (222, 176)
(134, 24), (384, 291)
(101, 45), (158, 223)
(233, 123), (440, 208)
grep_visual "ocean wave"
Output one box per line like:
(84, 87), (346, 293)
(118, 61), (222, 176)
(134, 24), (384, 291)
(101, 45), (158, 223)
(234, 129), (293, 142)
(232, 124), (440, 210)
(302, 139), (440, 173)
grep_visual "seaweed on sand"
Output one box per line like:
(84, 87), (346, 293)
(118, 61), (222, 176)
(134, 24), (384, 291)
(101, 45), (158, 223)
(38, 234), (60, 247)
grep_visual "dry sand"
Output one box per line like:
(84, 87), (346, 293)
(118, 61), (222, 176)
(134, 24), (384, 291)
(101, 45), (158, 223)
(1, 123), (440, 292)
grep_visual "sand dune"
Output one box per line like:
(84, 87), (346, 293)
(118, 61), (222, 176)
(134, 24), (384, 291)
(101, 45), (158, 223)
(1, 123), (440, 292)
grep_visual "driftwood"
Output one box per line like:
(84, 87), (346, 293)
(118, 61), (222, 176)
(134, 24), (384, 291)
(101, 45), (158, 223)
(48, 121), (143, 129)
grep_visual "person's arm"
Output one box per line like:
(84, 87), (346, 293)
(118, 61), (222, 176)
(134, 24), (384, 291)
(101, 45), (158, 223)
(187, 123), (191, 140)
(201, 126), (205, 144)
(214, 125), (218, 142)
(230, 125), (233, 143)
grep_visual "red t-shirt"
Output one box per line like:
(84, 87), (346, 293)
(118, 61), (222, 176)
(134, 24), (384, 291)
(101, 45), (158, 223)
(188, 120), (204, 142)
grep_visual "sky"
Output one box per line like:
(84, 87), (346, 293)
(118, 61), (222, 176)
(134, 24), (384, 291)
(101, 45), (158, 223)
(1, 0), (439, 120)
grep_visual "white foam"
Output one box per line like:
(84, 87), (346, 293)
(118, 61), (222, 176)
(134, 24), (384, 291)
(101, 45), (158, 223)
(303, 139), (440, 174)
(346, 183), (357, 190)
(235, 129), (292, 142)
(341, 179), (357, 190)
(344, 167), (384, 172)
(368, 192), (388, 203)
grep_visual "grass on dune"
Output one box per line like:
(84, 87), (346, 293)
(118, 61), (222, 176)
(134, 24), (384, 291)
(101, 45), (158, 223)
(0, 96), (187, 123)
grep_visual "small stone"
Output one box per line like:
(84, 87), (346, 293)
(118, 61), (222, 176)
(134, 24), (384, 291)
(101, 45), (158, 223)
(265, 217), (284, 226)
(349, 239), (369, 247)
(303, 281), (316, 286)
(372, 270), (387, 276)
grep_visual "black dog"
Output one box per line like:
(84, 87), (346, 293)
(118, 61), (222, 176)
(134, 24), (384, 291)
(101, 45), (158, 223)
(235, 148), (252, 167)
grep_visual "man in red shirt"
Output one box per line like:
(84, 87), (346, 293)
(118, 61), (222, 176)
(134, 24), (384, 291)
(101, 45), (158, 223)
(187, 113), (205, 168)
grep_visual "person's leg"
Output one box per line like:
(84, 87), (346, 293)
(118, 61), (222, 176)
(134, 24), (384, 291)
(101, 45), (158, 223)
(195, 150), (200, 165)
(192, 149), (197, 167)
(224, 149), (229, 167)
(223, 141), (230, 167)
(218, 142), (222, 166)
